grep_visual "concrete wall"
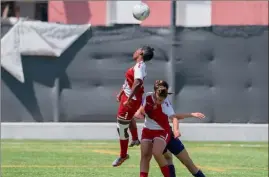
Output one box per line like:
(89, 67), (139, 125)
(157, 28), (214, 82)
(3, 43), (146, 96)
(1, 123), (268, 142)
(1, 23), (268, 123)
(1, 24), (268, 123)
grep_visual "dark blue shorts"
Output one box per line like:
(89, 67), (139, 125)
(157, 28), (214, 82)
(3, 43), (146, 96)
(163, 136), (185, 155)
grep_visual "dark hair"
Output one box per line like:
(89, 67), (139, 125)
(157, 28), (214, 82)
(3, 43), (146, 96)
(154, 80), (169, 98)
(141, 45), (154, 61)
(154, 80), (169, 91)
(156, 87), (168, 98)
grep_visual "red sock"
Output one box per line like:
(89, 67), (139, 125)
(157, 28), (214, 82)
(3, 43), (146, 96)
(130, 128), (138, 141)
(160, 165), (170, 177)
(120, 139), (129, 158)
(140, 172), (148, 177)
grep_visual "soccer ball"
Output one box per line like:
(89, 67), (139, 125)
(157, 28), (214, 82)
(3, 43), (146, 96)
(132, 2), (150, 21)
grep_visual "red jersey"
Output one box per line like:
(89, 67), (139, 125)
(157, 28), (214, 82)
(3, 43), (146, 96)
(142, 92), (175, 132)
(122, 61), (146, 100)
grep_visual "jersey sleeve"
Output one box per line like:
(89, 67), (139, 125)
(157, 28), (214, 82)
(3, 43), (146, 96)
(142, 92), (152, 107)
(164, 98), (175, 117)
(134, 62), (146, 80)
(142, 96), (146, 107)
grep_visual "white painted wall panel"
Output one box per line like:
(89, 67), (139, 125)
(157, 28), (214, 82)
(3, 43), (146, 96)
(2, 123), (268, 142)
(176, 1), (212, 27)
(107, 1), (142, 24)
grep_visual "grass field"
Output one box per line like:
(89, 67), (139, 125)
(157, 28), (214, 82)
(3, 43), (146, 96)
(1, 140), (268, 177)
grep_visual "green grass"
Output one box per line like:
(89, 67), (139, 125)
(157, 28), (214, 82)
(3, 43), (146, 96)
(1, 140), (268, 177)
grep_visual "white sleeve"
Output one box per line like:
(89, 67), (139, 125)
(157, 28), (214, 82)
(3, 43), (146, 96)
(163, 99), (175, 117)
(142, 95), (146, 107)
(134, 63), (146, 80)
(142, 92), (152, 107)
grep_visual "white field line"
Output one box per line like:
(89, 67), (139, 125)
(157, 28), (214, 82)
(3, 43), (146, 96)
(1, 142), (110, 145)
(203, 144), (268, 148)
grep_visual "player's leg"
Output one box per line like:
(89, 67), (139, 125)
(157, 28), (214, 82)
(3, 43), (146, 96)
(140, 139), (153, 177)
(168, 138), (206, 177)
(163, 135), (183, 177)
(129, 118), (140, 147)
(112, 118), (131, 167)
(164, 150), (173, 164)
(163, 151), (176, 177)
(175, 149), (206, 177)
(152, 137), (170, 177)
(112, 93), (133, 167)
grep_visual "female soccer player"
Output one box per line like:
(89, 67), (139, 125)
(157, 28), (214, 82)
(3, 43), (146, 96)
(158, 82), (206, 177)
(112, 46), (155, 167)
(136, 80), (205, 177)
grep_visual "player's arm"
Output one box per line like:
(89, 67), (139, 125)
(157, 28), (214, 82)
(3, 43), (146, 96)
(126, 64), (145, 102)
(165, 99), (205, 135)
(117, 88), (124, 102)
(127, 79), (143, 102)
(134, 94), (147, 118)
(134, 105), (146, 119)
(170, 113), (205, 120)
(164, 100), (181, 137)
(172, 117), (181, 138)
(118, 88), (124, 95)
(169, 109), (205, 137)
(172, 117), (179, 132)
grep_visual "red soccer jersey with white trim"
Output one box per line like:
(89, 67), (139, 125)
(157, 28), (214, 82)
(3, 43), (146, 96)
(142, 92), (175, 132)
(122, 61), (146, 100)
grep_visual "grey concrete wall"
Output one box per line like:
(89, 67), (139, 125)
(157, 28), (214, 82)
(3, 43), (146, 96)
(1, 123), (268, 142)
(1, 24), (268, 123)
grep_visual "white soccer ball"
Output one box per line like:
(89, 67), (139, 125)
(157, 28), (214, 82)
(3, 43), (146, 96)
(132, 2), (150, 21)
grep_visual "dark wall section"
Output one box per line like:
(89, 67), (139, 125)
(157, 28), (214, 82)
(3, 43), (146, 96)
(175, 27), (268, 123)
(1, 22), (92, 122)
(1, 25), (268, 123)
(59, 26), (170, 122)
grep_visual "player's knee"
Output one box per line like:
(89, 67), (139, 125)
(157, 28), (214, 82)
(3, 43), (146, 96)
(141, 152), (152, 162)
(117, 121), (130, 140)
(152, 149), (163, 158)
(152, 142), (165, 157)
(141, 148), (152, 159)
(163, 152), (173, 165)
(164, 152), (172, 161)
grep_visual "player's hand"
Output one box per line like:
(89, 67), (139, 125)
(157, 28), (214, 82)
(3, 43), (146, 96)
(123, 100), (131, 108)
(134, 111), (145, 119)
(191, 112), (205, 119)
(116, 94), (122, 102)
(173, 130), (181, 138)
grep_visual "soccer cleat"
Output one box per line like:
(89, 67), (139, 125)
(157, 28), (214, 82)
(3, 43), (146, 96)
(112, 154), (130, 167)
(129, 139), (141, 147)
